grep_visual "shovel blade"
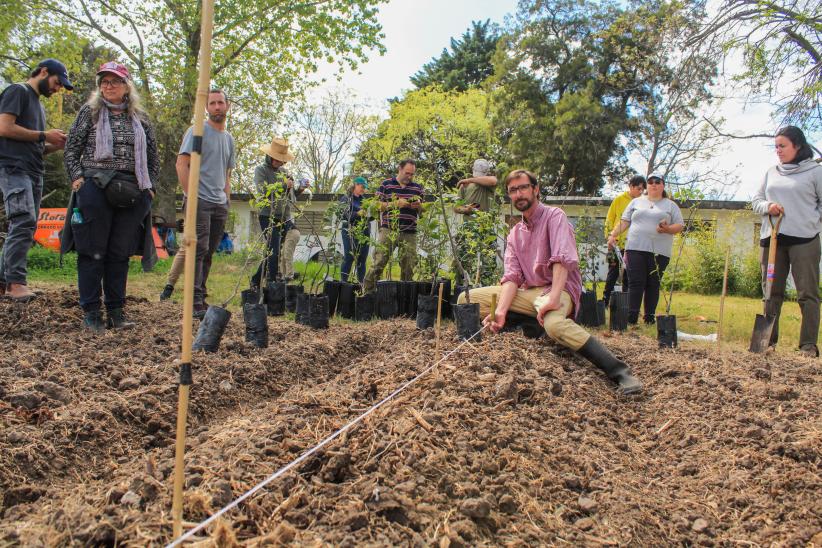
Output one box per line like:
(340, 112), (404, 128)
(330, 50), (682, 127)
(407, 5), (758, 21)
(749, 313), (776, 353)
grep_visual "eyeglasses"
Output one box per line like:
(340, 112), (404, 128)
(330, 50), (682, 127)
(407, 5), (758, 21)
(647, 179), (664, 185)
(507, 183), (534, 196)
(100, 78), (125, 87)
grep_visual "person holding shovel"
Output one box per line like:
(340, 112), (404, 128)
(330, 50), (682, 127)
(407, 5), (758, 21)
(465, 169), (642, 395)
(608, 172), (684, 325)
(751, 126), (822, 357)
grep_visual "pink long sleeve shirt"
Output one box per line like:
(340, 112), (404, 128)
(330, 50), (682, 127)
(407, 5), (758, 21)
(500, 203), (583, 317)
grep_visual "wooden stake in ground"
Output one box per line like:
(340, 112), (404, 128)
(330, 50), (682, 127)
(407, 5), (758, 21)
(490, 293), (497, 330)
(717, 247), (730, 350)
(435, 282), (444, 354)
(171, 0), (215, 538)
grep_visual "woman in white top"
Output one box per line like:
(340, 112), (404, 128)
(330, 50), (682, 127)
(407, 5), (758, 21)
(751, 126), (822, 357)
(608, 173), (684, 324)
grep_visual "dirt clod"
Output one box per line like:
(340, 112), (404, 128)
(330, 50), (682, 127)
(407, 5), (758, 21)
(459, 498), (491, 519)
(578, 496), (598, 514)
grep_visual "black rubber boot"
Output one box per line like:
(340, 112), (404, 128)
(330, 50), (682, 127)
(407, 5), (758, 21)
(159, 284), (174, 301)
(107, 308), (136, 329)
(83, 310), (105, 334)
(576, 336), (643, 395)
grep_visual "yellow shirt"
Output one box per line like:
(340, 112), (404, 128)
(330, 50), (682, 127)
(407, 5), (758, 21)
(604, 191), (633, 247)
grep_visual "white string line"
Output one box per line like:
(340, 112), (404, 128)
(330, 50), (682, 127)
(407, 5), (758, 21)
(166, 325), (487, 547)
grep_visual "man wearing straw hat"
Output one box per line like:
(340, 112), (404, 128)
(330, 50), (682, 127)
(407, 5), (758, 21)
(176, 88), (235, 318)
(250, 137), (305, 288)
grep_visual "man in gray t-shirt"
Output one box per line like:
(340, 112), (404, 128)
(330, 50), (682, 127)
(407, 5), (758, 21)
(176, 89), (236, 317)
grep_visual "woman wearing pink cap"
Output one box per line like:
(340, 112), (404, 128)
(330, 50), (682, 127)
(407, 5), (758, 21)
(62, 61), (159, 333)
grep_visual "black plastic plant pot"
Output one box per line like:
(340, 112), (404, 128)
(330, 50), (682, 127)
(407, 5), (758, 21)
(264, 281), (286, 316)
(417, 281), (433, 297)
(609, 291), (629, 332)
(377, 280), (400, 319)
(355, 292), (376, 322)
(192, 305), (232, 353)
(323, 280), (341, 317)
(416, 294), (438, 330)
(241, 288), (261, 306)
(295, 293), (310, 325)
(308, 294), (330, 329)
(453, 302), (482, 342)
(440, 279), (452, 318)
(451, 285), (472, 319)
(657, 315), (678, 348)
(577, 291), (596, 327)
(337, 282), (356, 319)
(243, 303), (269, 348)
(401, 281), (419, 317)
(596, 299), (606, 326)
(285, 284), (303, 313)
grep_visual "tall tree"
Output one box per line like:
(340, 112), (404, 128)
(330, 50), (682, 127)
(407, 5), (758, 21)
(689, 0), (821, 131)
(353, 86), (493, 186)
(284, 89), (379, 193)
(5, 0), (386, 220)
(411, 19), (499, 91)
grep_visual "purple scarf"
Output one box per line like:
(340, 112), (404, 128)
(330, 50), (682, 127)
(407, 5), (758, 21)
(94, 98), (151, 190)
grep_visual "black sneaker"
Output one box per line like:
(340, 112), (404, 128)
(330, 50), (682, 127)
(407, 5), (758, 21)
(160, 284), (174, 301)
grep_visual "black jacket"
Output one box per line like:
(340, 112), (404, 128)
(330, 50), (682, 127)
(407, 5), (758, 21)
(59, 191), (157, 272)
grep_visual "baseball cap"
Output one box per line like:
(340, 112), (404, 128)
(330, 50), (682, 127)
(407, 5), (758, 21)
(647, 172), (665, 182)
(472, 159), (492, 178)
(353, 176), (368, 188)
(36, 59), (73, 90)
(96, 61), (131, 81)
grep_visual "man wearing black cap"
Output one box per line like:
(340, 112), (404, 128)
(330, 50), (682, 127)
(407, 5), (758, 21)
(0, 59), (72, 301)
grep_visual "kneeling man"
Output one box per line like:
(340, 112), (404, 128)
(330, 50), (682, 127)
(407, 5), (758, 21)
(458, 169), (642, 394)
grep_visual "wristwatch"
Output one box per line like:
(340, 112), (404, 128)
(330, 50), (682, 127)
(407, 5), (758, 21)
(38, 131), (45, 143)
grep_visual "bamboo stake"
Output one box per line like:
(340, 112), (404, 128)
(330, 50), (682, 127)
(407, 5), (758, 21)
(171, 0), (215, 538)
(435, 282), (444, 355)
(717, 247), (730, 350)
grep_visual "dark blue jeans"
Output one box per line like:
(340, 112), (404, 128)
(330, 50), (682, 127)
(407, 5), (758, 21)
(340, 224), (369, 283)
(73, 178), (151, 312)
(251, 216), (292, 286)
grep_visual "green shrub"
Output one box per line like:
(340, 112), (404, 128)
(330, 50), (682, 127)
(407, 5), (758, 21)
(663, 230), (736, 295)
(733, 249), (763, 298)
(26, 245), (76, 272)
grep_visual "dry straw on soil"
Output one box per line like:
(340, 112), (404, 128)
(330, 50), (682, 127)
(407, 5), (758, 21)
(1, 290), (820, 545)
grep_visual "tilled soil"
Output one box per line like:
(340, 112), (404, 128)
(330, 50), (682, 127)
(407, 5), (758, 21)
(0, 289), (820, 546)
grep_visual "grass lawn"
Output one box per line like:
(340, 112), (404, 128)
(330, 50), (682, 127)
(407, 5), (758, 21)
(24, 247), (814, 356)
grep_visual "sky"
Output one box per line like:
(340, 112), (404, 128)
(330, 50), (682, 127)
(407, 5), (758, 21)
(313, 0), (801, 201)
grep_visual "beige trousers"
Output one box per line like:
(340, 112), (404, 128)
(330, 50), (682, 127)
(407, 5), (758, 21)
(279, 227), (300, 279)
(166, 247), (186, 286)
(458, 286), (590, 350)
(363, 227), (417, 292)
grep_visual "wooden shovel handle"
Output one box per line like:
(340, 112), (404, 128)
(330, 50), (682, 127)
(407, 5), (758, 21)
(764, 213), (784, 300)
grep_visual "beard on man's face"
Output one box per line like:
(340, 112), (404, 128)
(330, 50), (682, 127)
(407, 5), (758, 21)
(514, 196), (533, 212)
(38, 78), (54, 98)
(208, 112), (226, 123)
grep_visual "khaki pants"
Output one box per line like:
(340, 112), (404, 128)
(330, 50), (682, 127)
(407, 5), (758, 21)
(363, 227), (417, 292)
(458, 286), (590, 351)
(279, 227), (300, 279)
(166, 247), (186, 286)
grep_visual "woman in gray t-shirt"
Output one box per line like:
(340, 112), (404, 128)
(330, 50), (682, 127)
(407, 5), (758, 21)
(608, 173), (684, 324)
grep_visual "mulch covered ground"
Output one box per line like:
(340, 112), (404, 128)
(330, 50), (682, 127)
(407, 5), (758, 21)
(1, 289), (820, 546)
